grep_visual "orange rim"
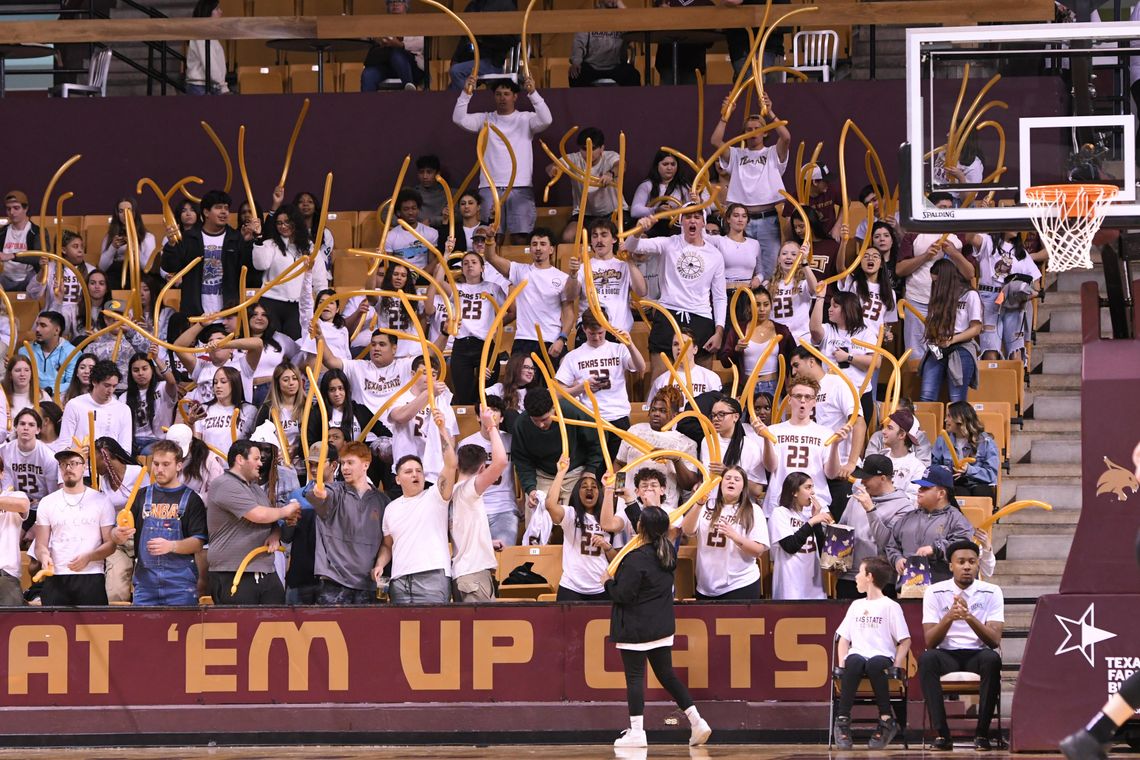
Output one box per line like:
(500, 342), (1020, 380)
(1025, 183), (1118, 218)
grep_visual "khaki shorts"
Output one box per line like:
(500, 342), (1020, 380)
(452, 569), (495, 603)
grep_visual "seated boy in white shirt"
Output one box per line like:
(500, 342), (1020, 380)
(833, 555), (912, 750)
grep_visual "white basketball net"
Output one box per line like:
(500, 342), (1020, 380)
(1025, 185), (1116, 272)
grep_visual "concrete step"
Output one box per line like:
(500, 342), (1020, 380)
(1009, 483), (1082, 508)
(1006, 462), (1081, 478)
(995, 508), (1080, 526)
(1029, 438), (1081, 464)
(1020, 419), (1081, 434)
(993, 558), (1067, 578)
(1026, 393), (1080, 420)
(1001, 583), (1061, 599)
(1002, 636), (1026, 665)
(1005, 532), (1073, 560)
(1040, 352), (1082, 375)
(1038, 291), (1082, 306)
(1056, 267), (1105, 292)
(1027, 373), (1081, 391)
(1046, 307), (1111, 333)
(1030, 331), (1082, 349)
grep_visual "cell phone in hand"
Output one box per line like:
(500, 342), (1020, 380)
(615, 471), (626, 491)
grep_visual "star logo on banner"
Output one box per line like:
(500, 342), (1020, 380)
(1055, 603), (1117, 667)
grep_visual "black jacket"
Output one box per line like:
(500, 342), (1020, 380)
(1, 222), (48, 271)
(160, 225), (256, 318)
(605, 543), (677, 645)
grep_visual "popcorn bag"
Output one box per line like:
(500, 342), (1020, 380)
(899, 555), (932, 598)
(819, 523), (855, 572)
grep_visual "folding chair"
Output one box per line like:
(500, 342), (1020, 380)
(922, 663), (1005, 748)
(828, 634), (911, 749)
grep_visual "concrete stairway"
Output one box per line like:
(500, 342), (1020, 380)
(990, 258), (1105, 721)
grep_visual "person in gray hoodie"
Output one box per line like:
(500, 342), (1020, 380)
(884, 465), (974, 586)
(838, 454), (914, 599)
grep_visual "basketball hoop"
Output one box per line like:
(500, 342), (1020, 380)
(1025, 183), (1118, 271)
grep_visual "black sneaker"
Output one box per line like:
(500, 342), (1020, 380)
(928, 736), (954, 751)
(974, 736), (993, 751)
(869, 717), (900, 750)
(833, 716), (854, 750)
(1060, 730), (1110, 760)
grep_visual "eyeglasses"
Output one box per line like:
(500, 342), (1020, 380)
(863, 251), (882, 260)
(276, 219), (294, 227)
(710, 411), (737, 420)
(61, 460), (86, 469)
(789, 393), (817, 402)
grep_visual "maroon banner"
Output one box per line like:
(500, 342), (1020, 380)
(2, 78), (1063, 217)
(0, 601), (922, 709)
(1011, 594), (1140, 751)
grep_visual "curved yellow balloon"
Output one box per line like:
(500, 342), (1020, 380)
(977, 500), (1051, 533)
(230, 545), (286, 595)
(278, 98), (310, 188)
(357, 368), (424, 442)
(606, 475), (722, 576)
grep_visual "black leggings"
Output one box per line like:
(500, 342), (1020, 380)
(837, 654), (895, 718)
(620, 646), (695, 716)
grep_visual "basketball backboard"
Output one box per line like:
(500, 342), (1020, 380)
(900, 21), (1140, 232)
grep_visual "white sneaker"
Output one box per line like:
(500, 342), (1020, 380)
(689, 718), (712, 746)
(614, 728), (648, 748)
(403, 82), (416, 91)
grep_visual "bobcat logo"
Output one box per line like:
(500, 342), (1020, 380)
(1096, 457), (1139, 501)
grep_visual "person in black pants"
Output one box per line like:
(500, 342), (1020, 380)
(605, 505), (711, 749)
(918, 540), (1004, 751)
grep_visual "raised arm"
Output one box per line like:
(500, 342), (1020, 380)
(473, 410), (508, 496)
(809, 296), (826, 344)
(434, 408), (458, 501)
(544, 455), (569, 525)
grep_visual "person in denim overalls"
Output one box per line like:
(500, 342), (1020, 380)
(111, 441), (207, 606)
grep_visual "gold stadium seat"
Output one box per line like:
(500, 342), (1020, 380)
(322, 211), (357, 249)
(976, 358), (1024, 409)
(287, 63), (337, 93)
(237, 66), (286, 94)
(233, 38), (281, 67)
(914, 401), (944, 436)
(958, 497), (993, 529)
(967, 368), (1021, 424)
(496, 544), (562, 599)
(535, 206), (573, 239)
(83, 214), (112, 266)
(11, 295), (43, 344)
(340, 62), (364, 92)
(251, 0), (296, 15)
(453, 404), (480, 440)
(356, 211), (382, 248)
(913, 410), (939, 450)
(300, 0), (344, 13)
(332, 254), (371, 287)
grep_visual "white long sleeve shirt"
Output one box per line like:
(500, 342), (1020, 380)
(251, 239), (328, 302)
(452, 91), (554, 188)
(186, 39), (229, 93)
(626, 233), (727, 324)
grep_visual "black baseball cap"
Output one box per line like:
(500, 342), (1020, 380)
(852, 454), (893, 479)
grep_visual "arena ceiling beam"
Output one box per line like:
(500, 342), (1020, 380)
(0, 0), (1053, 45)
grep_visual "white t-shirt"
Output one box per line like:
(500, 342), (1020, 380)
(816, 324), (877, 397)
(709, 234), (762, 283)
(200, 230), (226, 316)
(384, 222), (439, 271)
(903, 233), (963, 304)
(195, 402), (255, 458)
(614, 424), (696, 512)
(953, 290), (984, 334)
(450, 477), (498, 578)
(700, 434), (766, 490)
(922, 578), (1004, 650)
(458, 430), (516, 517)
(626, 234), (727, 323)
(190, 356), (255, 405)
(99, 463), (150, 512)
(837, 595), (910, 660)
(387, 389), (459, 482)
(555, 340), (638, 420)
(35, 487), (115, 576)
(720, 144), (789, 206)
(888, 452), (925, 500)
(558, 506), (630, 596)
(741, 335), (781, 378)
(761, 420), (834, 515)
(576, 256), (634, 333)
(838, 277), (898, 337)
(976, 238), (1041, 294)
(813, 373), (862, 464)
(383, 484), (451, 579)
(0, 440), (59, 507)
(692, 500), (769, 597)
(647, 365), (722, 400)
(456, 281), (506, 340)
(768, 278), (814, 343)
(343, 356), (415, 414)
(508, 262), (567, 342)
(769, 504), (825, 600)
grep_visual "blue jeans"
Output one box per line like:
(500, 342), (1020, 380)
(919, 346), (976, 402)
(361, 48), (419, 90)
(186, 83), (224, 95)
(746, 214), (783, 281)
(488, 511), (519, 546)
(449, 59), (504, 91)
